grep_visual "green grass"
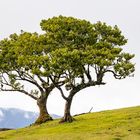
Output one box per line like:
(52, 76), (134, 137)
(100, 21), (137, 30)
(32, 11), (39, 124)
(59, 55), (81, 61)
(0, 106), (140, 140)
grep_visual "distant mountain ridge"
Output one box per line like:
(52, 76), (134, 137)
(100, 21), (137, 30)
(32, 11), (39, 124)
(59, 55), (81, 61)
(0, 108), (61, 129)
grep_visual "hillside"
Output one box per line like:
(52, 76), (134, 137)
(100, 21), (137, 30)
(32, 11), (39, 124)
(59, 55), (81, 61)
(0, 106), (140, 140)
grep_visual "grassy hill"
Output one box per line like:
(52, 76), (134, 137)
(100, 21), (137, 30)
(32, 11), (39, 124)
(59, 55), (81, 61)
(0, 106), (140, 140)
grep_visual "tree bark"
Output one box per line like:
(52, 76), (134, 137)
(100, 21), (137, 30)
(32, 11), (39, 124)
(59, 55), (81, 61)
(35, 94), (52, 124)
(60, 92), (75, 123)
(60, 98), (73, 123)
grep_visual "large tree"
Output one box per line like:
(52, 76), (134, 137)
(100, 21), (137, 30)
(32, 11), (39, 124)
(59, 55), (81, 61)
(40, 16), (135, 122)
(0, 32), (64, 124)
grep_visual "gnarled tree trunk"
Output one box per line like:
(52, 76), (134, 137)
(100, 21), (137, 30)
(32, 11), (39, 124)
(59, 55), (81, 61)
(60, 98), (73, 123)
(60, 91), (76, 123)
(35, 94), (52, 124)
(60, 84), (89, 123)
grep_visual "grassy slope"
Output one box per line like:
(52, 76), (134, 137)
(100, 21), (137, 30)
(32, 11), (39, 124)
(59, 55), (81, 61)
(0, 106), (140, 140)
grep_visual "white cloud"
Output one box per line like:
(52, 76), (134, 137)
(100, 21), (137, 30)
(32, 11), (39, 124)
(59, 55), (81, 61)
(24, 113), (30, 119)
(0, 110), (4, 117)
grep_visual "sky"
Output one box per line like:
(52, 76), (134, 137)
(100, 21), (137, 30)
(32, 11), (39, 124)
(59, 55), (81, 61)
(0, 0), (139, 116)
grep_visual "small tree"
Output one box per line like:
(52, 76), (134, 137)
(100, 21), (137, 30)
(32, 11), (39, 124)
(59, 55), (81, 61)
(0, 32), (63, 124)
(41, 16), (135, 122)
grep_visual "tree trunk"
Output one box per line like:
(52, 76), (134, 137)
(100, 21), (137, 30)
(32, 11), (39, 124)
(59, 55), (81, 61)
(35, 94), (52, 125)
(60, 96), (74, 123)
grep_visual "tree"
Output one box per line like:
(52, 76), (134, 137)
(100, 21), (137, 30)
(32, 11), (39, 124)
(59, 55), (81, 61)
(40, 16), (135, 122)
(0, 32), (64, 124)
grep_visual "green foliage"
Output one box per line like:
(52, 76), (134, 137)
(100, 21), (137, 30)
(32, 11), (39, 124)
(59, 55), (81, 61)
(0, 31), (52, 94)
(0, 106), (140, 140)
(93, 22), (127, 46)
(40, 16), (134, 84)
(40, 16), (96, 48)
(0, 16), (135, 91)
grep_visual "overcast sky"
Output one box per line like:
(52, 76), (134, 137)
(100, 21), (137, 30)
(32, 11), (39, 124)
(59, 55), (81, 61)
(0, 0), (139, 116)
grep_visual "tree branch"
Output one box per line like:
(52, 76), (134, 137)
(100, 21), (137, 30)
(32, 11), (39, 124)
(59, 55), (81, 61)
(82, 65), (92, 82)
(104, 70), (122, 79)
(49, 75), (68, 100)
(72, 80), (105, 95)
(1, 88), (37, 100)
(57, 86), (68, 101)
(0, 73), (39, 100)
(9, 71), (44, 93)
(0, 80), (37, 100)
